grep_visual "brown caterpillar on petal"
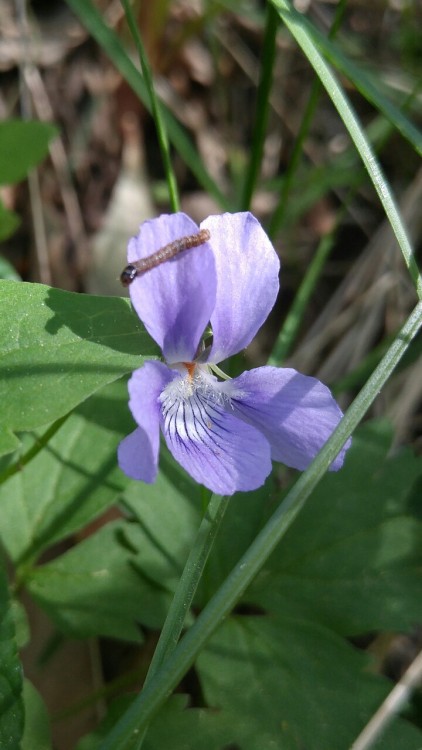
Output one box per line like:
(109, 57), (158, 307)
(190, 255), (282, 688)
(120, 228), (211, 287)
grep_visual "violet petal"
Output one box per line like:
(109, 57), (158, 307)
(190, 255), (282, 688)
(118, 361), (173, 482)
(118, 427), (158, 483)
(201, 212), (280, 363)
(128, 213), (216, 363)
(159, 376), (272, 495)
(225, 366), (350, 471)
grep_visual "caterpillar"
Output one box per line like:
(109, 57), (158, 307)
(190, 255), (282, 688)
(120, 228), (211, 286)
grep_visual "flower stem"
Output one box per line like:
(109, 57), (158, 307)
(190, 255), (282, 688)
(121, 0), (180, 212)
(100, 301), (422, 750)
(131, 492), (230, 750)
(208, 363), (232, 381)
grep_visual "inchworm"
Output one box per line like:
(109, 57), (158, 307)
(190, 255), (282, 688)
(120, 228), (211, 286)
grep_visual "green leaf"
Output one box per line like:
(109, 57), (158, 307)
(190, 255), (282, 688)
(22, 681), (52, 750)
(247, 420), (422, 635)
(0, 281), (159, 433)
(24, 443), (206, 640)
(143, 696), (233, 750)
(193, 421), (422, 637)
(76, 697), (133, 750)
(77, 694), (233, 750)
(0, 380), (133, 564)
(121, 447), (203, 592)
(0, 557), (24, 748)
(26, 519), (173, 641)
(0, 199), (20, 242)
(0, 427), (21, 458)
(0, 121), (58, 185)
(197, 614), (422, 750)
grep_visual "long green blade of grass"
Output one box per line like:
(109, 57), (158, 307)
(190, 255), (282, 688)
(269, 0), (347, 237)
(270, 0), (422, 300)
(121, 0), (179, 212)
(65, 0), (230, 210)
(268, 227), (338, 364)
(309, 21), (422, 157)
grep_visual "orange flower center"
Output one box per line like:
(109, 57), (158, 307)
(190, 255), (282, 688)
(183, 362), (196, 380)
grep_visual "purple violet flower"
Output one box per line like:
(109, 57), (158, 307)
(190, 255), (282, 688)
(118, 212), (350, 495)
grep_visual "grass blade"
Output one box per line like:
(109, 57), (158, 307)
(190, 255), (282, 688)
(121, 0), (179, 212)
(65, 0), (230, 210)
(270, 0), (422, 299)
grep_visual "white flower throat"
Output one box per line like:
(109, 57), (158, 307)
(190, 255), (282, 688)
(159, 363), (235, 446)
(160, 363), (230, 408)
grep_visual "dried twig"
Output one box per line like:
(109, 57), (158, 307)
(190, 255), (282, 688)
(350, 649), (422, 750)
(16, 0), (52, 285)
(24, 65), (88, 277)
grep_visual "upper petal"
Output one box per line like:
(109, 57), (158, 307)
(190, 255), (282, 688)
(128, 213), (216, 363)
(225, 366), (350, 471)
(118, 361), (174, 482)
(201, 213), (280, 363)
(159, 369), (272, 495)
